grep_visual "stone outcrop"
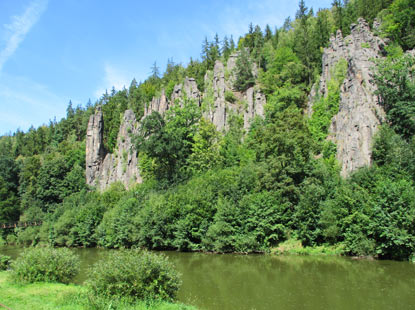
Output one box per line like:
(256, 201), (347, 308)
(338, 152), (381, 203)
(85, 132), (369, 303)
(309, 18), (387, 176)
(203, 56), (266, 131)
(171, 77), (201, 104)
(86, 109), (141, 190)
(144, 90), (169, 117)
(145, 54), (266, 132)
(87, 53), (267, 190)
(86, 106), (106, 186)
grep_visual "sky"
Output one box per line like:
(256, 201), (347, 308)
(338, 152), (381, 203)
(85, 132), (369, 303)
(0, 0), (332, 135)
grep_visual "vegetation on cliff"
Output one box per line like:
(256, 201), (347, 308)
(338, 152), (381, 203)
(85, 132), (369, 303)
(1, 0), (415, 260)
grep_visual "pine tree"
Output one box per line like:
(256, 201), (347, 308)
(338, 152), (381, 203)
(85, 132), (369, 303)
(151, 61), (160, 79)
(222, 36), (231, 61)
(230, 35), (236, 51)
(233, 48), (255, 92)
(332, 0), (343, 33)
(265, 24), (273, 41)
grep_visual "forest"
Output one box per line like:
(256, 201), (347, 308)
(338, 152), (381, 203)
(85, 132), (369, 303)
(1, 0), (415, 261)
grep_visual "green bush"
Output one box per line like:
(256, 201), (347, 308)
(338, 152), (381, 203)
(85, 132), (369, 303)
(0, 254), (11, 270)
(225, 90), (237, 103)
(11, 247), (80, 284)
(87, 250), (181, 302)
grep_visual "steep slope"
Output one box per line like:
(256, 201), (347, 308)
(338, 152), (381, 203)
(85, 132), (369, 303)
(86, 54), (266, 190)
(86, 109), (141, 190)
(308, 18), (387, 176)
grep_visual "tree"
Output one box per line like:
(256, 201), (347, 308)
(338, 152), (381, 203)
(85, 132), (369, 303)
(187, 118), (222, 174)
(374, 54), (415, 139)
(264, 24), (273, 41)
(233, 48), (255, 92)
(134, 102), (202, 184)
(382, 0), (415, 50)
(222, 36), (231, 61)
(249, 105), (314, 205)
(66, 100), (74, 118)
(332, 0), (344, 33)
(259, 46), (306, 96)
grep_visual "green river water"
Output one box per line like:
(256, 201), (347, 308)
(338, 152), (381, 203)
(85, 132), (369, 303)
(1, 246), (415, 310)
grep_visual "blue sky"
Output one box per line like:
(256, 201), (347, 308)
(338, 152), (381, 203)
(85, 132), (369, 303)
(0, 0), (332, 135)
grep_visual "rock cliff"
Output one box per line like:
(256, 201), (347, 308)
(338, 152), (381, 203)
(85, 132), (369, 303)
(86, 109), (141, 190)
(203, 58), (265, 131)
(308, 18), (387, 176)
(87, 53), (267, 190)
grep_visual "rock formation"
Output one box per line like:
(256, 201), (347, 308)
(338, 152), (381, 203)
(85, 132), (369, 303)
(203, 56), (265, 131)
(86, 106), (106, 186)
(308, 18), (387, 176)
(87, 53), (267, 190)
(86, 109), (141, 190)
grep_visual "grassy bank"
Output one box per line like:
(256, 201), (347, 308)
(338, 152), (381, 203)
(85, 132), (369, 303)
(271, 238), (345, 256)
(0, 272), (196, 310)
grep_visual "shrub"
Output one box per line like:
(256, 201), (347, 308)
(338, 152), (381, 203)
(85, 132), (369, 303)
(0, 254), (11, 270)
(225, 90), (237, 103)
(87, 250), (181, 301)
(11, 247), (80, 284)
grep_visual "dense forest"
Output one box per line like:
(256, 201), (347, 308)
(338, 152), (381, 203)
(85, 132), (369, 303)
(1, 0), (415, 261)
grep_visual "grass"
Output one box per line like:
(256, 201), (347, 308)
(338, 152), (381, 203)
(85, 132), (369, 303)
(271, 238), (345, 256)
(0, 272), (196, 310)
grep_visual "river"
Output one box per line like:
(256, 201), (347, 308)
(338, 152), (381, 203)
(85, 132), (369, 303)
(1, 246), (415, 310)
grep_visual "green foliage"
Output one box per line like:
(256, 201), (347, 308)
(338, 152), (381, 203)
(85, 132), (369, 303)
(0, 255), (11, 270)
(0, 271), (195, 310)
(375, 53), (415, 139)
(308, 58), (347, 145)
(224, 90), (237, 103)
(260, 46), (306, 96)
(233, 49), (255, 92)
(372, 125), (415, 177)
(249, 106), (313, 197)
(2, 0), (415, 262)
(102, 90), (128, 153)
(381, 0), (415, 50)
(187, 118), (222, 174)
(49, 188), (121, 247)
(95, 197), (140, 248)
(11, 247), (80, 284)
(87, 250), (181, 302)
(134, 102), (201, 184)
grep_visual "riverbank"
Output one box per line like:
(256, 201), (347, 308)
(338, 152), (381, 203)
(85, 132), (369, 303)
(0, 272), (196, 310)
(271, 238), (346, 256)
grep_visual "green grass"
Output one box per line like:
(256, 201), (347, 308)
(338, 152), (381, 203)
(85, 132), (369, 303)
(0, 272), (196, 310)
(272, 238), (345, 256)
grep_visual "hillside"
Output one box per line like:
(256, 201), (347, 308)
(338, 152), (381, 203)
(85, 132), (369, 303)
(1, 0), (415, 260)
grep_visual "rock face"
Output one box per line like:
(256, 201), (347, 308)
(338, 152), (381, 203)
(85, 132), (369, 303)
(86, 106), (106, 185)
(145, 54), (266, 132)
(203, 56), (266, 131)
(87, 53), (267, 190)
(309, 18), (387, 176)
(86, 109), (141, 190)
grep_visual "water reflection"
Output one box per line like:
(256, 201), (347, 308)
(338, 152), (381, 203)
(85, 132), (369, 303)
(1, 246), (414, 310)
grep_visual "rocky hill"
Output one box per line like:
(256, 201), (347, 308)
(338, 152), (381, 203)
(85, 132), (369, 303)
(308, 18), (387, 176)
(86, 18), (396, 189)
(86, 54), (266, 190)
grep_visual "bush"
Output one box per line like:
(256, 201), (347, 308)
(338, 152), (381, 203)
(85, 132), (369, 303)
(0, 254), (11, 270)
(11, 247), (80, 283)
(87, 250), (181, 302)
(225, 90), (237, 103)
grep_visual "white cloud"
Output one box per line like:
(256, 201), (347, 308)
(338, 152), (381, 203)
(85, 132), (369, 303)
(0, 0), (48, 73)
(94, 63), (133, 99)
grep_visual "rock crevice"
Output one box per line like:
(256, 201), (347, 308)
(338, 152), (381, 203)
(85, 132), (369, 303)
(86, 109), (141, 190)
